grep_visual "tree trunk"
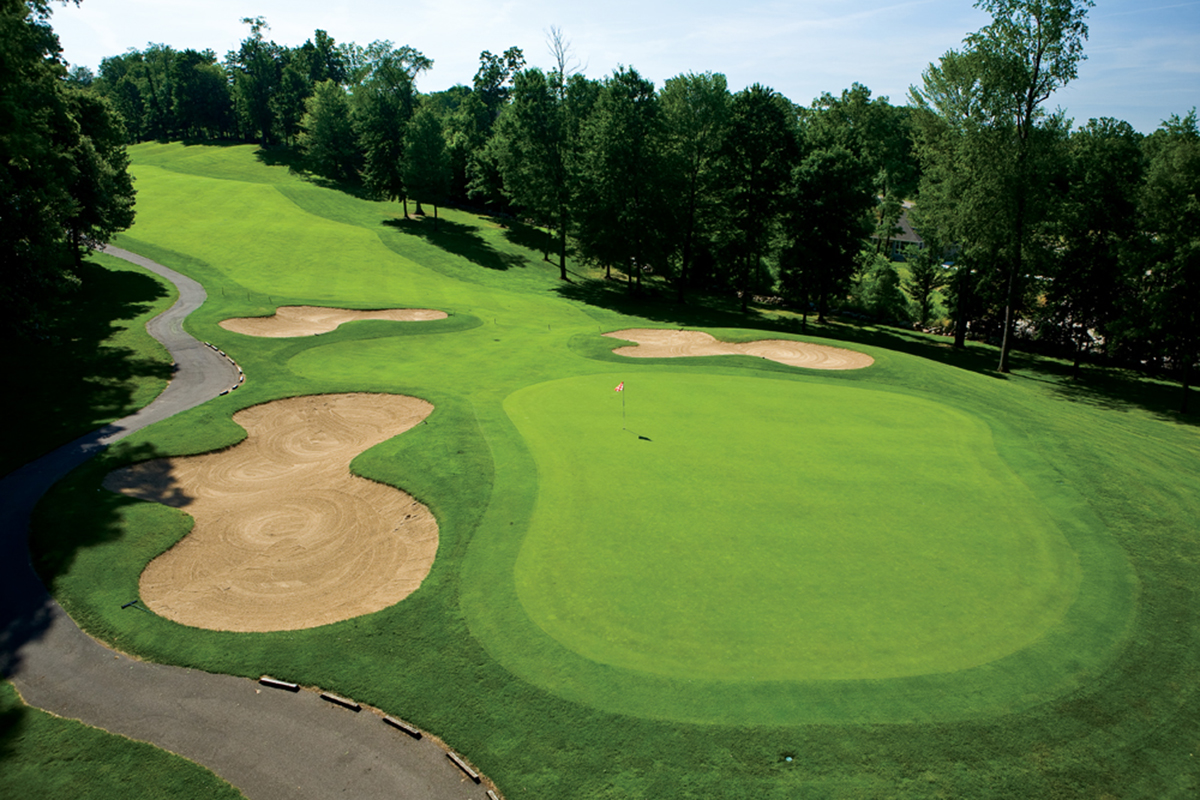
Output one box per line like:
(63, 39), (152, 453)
(558, 212), (568, 281)
(953, 267), (969, 348)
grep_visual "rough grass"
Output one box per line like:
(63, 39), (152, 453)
(25, 141), (1200, 799)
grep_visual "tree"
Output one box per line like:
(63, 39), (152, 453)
(911, 0), (1092, 369)
(900, 241), (949, 327)
(298, 80), (358, 180)
(659, 72), (732, 302)
(473, 47), (526, 122)
(1041, 117), (1143, 372)
(804, 84), (919, 255)
(354, 57), (416, 212)
(62, 88), (137, 266)
(227, 17), (283, 145)
(439, 86), (490, 203)
(402, 105), (451, 229)
(342, 39), (431, 87)
(1, 0), (135, 333)
(171, 49), (232, 140)
(778, 146), (874, 321)
(724, 84), (798, 311)
(271, 60), (311, 146)
(1133, 111), (1200, 412)
(574, 67), (665, 290)
(852, 250), (910, 323)
(294, 29), (347, 86)
(494, 68), (571, 275)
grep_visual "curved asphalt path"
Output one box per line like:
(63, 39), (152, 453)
(1, 246), (497, 800)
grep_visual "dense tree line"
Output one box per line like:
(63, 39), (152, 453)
(1, 0), (135, 334)
(9, 2), (1197, 407)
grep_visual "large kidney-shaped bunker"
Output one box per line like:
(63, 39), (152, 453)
(104, 394), (437, 632)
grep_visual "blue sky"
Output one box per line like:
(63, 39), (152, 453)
(50, 0), (1198, 133)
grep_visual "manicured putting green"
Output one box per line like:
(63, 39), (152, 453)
(508, 373), (1081, 682)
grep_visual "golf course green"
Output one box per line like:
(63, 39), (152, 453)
(25, 141), (1200, 799)
(510, 373), (1079, 682)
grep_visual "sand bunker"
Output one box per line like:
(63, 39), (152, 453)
(220, 306), (447, 337)
(605, 329), (874, 370)
(103, 394), (438, 633)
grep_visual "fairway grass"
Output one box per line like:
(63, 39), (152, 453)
(24, 141), (1200, 799)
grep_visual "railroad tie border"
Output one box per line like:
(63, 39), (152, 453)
(320, 691), (362, 711)
(259, 675), (494, 792)
(446, 751), (481, 783)
(203, 341), (244, 394)
(383, 715), (422, 739)
(258, 676), (299, 692)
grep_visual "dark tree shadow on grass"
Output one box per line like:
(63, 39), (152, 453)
(253, 148), (378, 200)
(1, 260), (177, 477)
(1, 437), (179, 686)
(498, 219), (555, 255)
(0, 683), (28, 768)
(383, 217), (528, 271)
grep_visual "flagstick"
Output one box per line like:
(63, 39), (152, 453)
(622, 386), (626, 426)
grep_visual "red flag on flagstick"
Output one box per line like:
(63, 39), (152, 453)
(614, 381), (624, 392)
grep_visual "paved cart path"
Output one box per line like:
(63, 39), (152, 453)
(0, 246), (495, 800)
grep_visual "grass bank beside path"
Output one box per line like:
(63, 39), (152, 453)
(27, 141), (1200, 799)
(0, 682), (244, 799)
(1, 253), (176, 476)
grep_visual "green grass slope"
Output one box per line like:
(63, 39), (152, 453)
(28, 141), (1200, 799)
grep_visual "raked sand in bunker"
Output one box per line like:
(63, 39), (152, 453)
(605, 329), (875, 369)
(220, 305), (447, 337)
(103, 394), (438, 632)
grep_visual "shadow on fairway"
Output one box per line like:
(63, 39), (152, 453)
(1, 261), (177, 477)
(383, 216), (528, 271)
(0, 683), (28, 766)
(30, 443), (187, 592)
(558, 275), (1198, 426)
(498, 220), (555, 256)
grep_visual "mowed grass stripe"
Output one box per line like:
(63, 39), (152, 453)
(125, 164), (457, 311)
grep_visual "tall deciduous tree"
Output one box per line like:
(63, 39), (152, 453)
(900, 241), (949, 327)
(354, 47), (417, 213)
(298, 79), (358, 180)
(63, 88), (136, 265)
(659, 72), (732, 302)
(724, 84), (797, 311)
(2, 0), (135, 333)
(805, 84), (919, 255)
(473, 47), (526, 122)
(574, 67), (664, 290)
(1041, 117), (1143, 372)
(227, 16), (283, 145)
(911, 0), (1092, 369)
(1134, 111), (1200, 412)
(171, 49), (232, 140)
(778, 146), (874, 322)
(402, 105), (451, 229)
(494, 68), (571, 276)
